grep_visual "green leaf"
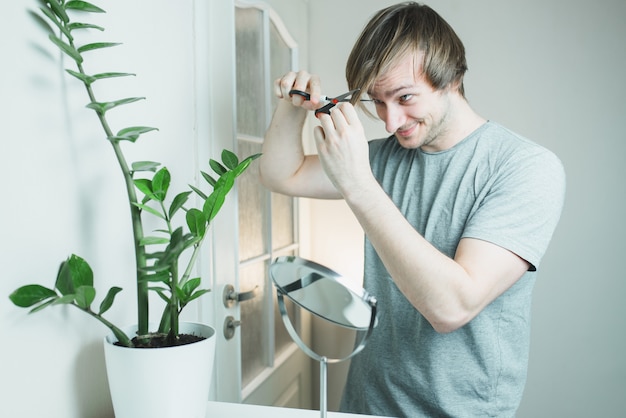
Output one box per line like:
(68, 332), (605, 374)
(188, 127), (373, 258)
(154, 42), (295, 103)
(152, 168), (171, 202)
(47, 0), (69, 23)
(221, 149), (239, 170)
(49, 34), (83, 64)
(158, 228), (191, 266)
(65, 69), (95, 85)
(234, 153), (261, 176)
(39, 6), (60, 29)
(233, 159), (251, 177)
(139, 263), (171, 273)
(77, 42), (121, 54)
(245, 153), (262, 162)
(215, 169), (236, 191)
(203, 190), (226, 223)
(203, 171), (236, 222)
(38, 6), (72, 41)
(169, 191), (191, 219)
(177, 279), (210, 309)
(132, 161), (161, 173)
(209, 159), (227, 176)
(55, 254), (93, 295)
(93, 72), (135, 80)
(75, 285), (96, 309)
(201, 171), (217, 187)
(112, 126), (158, 142)
(133, 178), (153, 196)
(181, 277), (201, 297)
(65, 1), (106, 13)
(139, 236), (170, 246)
(132, 202), (166, 220)
(182, 234), (201, 251)
(140, 271), (170, 284)
(144, 250), (165, 260)
(67, 22), (105, 32)
(9, 285), (57, 308)
(150, 287), (171, 303)
(66, 71), (136, 87)
(174, 286), (187, 303)
(186, 208), (207, 238)
(30, 298), (57, 314)
(86, 97), (145, 115)
(189, 184), (208, 200)
(99, 286), (122, 315)
(52, 294), (77, 305)
(186, 288), (211, 303)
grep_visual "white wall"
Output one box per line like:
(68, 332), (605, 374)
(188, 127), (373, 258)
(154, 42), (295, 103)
(305, 0), (626, 416)
(2, 0), (625, 417)
(1, 2), (203, 417)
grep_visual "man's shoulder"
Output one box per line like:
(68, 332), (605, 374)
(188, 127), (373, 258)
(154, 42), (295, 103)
(479, 122), (563, 167)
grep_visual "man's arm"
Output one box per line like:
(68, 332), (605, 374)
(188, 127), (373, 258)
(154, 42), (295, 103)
(259, 71), (341, 199)
(315, 103), (530, 334)
(341, 166), (530, 334)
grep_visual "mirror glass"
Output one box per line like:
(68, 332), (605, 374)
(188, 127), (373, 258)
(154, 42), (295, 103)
(270, 256), (374, 330)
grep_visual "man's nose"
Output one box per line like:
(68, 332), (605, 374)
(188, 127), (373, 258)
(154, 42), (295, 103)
(380, 105), (405, 134)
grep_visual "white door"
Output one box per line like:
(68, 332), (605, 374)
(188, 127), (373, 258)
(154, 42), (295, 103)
(195, 0), (313, 408)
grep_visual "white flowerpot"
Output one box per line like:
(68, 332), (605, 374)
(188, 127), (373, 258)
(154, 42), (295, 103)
(103, 322), (216, 418)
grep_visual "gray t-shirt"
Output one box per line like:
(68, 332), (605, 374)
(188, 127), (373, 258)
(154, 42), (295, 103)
(340, 122), (565, 417)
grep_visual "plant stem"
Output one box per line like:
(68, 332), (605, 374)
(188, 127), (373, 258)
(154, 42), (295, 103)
(82, 306), (133, 347)
(108, 140), (149, 336)
(181, 241), (204, 286)
(68, 44), (150, 337)
(168, 260), (179, 340)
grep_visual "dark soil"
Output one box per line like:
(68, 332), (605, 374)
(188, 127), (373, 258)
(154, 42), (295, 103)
(114, 333), (206, 348)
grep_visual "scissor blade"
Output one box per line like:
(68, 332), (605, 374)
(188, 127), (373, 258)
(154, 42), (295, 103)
(314, 89), (361, 116)
(330, 89), (360, 104)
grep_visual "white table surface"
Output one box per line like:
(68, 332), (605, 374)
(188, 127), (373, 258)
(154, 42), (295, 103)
(206, 401), (388, 417)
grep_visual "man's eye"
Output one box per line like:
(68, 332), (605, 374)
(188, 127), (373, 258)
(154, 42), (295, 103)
(399, 94), (413, 103)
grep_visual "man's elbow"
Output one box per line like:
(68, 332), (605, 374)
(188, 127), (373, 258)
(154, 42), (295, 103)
(428, 309), (475, 334)
(257, 163), (294, 195)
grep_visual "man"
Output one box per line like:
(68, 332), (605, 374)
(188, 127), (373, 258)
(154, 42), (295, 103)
(260, 2), (565, 417)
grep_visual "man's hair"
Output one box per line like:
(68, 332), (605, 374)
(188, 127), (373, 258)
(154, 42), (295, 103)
(346, 2), (468, 103)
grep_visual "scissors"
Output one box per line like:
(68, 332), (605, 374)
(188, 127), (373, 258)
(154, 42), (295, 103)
(289, 88), (368, 116)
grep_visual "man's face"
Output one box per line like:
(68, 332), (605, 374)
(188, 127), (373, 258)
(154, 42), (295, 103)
(367, 55), (454, 151)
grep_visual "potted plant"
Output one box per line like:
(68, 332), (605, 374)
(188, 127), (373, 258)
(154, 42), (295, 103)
(8, 1), (258, 417)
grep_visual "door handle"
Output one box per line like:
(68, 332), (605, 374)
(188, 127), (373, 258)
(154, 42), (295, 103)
(223, 315), (241, 340)
(222, 284), (258, 308)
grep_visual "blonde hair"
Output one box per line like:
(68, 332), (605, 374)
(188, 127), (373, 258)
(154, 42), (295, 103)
(346, 2), (468, 105)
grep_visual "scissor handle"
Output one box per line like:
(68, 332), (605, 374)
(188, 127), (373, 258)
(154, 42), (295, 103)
(288, 89), (311, 101)
(289, 89), (330, 116)
(314, 104), (335, 116)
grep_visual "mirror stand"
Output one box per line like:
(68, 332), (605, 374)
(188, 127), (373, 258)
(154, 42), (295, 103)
(272, 256), (377, 418)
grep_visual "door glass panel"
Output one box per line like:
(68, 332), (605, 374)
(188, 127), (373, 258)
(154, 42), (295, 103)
(238, 140), (266, 261)
(269, 20), (293, 109)
(236, 8), (265, 138)
(273, 250), (297, 357)
(272, 192), (294, 250)
(240, 261), (269, 387)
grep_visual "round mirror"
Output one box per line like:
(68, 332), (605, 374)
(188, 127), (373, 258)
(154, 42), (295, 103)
(270, 256), (376, 330)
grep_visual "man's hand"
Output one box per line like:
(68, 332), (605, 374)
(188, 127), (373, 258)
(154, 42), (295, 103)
(274, 70), (324, 111)
(314, 102), (375, 200)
